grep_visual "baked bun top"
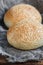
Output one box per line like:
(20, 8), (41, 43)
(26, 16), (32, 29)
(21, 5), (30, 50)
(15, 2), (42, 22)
(4, 4), (42, 28)
(7, 19), (43, 50)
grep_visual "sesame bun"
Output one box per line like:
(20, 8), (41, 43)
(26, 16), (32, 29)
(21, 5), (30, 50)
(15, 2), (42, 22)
(4, 4), (42, 28)
(7, 19), (43, 50)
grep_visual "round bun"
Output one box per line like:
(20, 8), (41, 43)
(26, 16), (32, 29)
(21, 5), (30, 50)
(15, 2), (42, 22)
(4, 4), (42, 28)
(7, 19), (43, 50)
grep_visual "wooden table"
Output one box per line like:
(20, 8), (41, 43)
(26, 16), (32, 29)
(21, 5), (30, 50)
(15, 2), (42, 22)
(0, 55), (43, 65)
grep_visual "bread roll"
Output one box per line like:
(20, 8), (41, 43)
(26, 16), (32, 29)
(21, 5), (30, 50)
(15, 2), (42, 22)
(7, 19), (43, 50)
(4, 4), (42, 28)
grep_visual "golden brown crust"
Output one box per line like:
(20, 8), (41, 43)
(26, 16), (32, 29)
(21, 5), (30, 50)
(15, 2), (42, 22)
(4, 4), (42, 28)
(7, 19), (43, 50)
